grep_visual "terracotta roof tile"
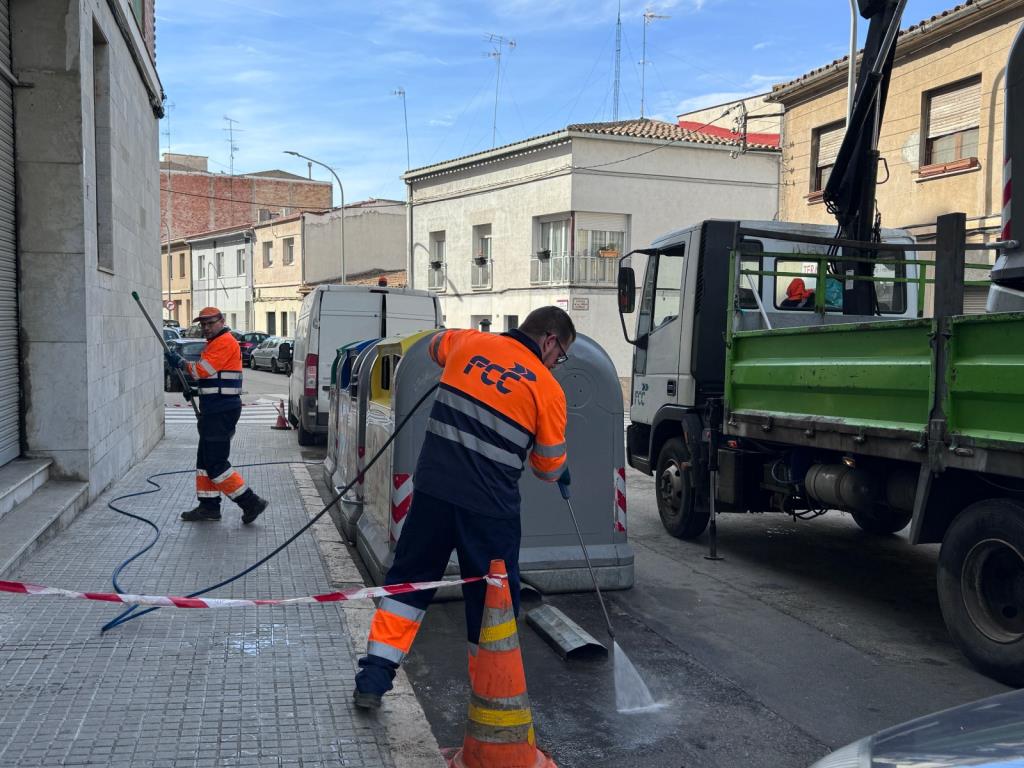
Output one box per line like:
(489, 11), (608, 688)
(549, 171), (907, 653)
(567, 118), (779, 150)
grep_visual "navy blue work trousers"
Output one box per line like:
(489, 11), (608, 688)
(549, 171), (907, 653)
(385, 489), (522, 641)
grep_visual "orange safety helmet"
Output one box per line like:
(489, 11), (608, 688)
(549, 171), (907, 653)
(193, 306), (224, 322)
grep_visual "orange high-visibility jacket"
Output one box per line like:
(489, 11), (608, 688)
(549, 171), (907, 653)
(183, 329), (243, 413)
(414, 328), (567, 518)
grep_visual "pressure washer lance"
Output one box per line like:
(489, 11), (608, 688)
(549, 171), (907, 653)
(132, 291), (199, 418)
(558, 475), (615, 642)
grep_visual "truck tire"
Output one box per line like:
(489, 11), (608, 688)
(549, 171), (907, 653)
(296, 421), (317, 447)
(937, 497), (1024, 686)
(852, 506), (913, 535)
(656, 437), (709, 539)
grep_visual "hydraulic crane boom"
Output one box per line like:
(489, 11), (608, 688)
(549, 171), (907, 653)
(823, 0), (907, 315)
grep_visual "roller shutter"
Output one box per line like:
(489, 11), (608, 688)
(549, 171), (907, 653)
(0, 1), (19, 466)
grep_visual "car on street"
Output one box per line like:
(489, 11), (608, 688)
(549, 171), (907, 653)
(233, 331), (270, 366)
(810, 688), (1024, 767)
(250, 336), (293, 374)
(162, 327), (181, 342)
(163, 339), (206, 392)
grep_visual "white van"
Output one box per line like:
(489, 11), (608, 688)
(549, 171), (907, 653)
(289, 285), (441, 445)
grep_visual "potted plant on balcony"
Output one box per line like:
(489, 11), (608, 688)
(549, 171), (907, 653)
(473, 252), (488, 266)
(597, 244), (620, 259)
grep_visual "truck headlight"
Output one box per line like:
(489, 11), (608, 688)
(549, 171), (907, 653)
(808, 738), (871, 768)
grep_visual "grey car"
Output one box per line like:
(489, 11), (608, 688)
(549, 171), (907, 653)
(810, 688), (1024, 767)
(250, 337), (293, 374)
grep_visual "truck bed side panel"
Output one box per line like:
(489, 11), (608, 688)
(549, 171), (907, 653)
(947, 312), (1024, 446)
(727, 318), (934, 431)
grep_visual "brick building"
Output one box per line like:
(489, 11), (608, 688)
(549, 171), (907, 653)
(160, 153), (332, 241)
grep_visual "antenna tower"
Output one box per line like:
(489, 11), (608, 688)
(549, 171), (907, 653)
(485, 33), (516, 148)
(613, 1), (622, 121)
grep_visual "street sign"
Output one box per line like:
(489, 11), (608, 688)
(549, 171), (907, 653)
(164, 300), (175, 311)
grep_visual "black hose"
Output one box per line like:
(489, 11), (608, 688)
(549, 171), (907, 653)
(100, 382), (439, 633)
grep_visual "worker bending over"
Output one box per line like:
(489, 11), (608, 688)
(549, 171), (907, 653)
(353, 306), (575, 709)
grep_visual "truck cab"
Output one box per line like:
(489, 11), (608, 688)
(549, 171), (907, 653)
(623, 219), (919, 475)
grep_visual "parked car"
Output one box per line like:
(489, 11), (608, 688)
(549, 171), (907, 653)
(809, 688), (1024, 767)
(250, 337), (293, 374)
(162, 327), (181, 342)
(232, 331), (270, 365)
(163, 339), (206, 392)
(181, 323), (204, 338)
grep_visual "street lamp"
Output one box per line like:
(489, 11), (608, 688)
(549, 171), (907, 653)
(284, 150), (346, 284)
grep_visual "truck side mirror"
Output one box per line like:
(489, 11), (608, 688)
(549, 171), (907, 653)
(618, 266), (636, 314)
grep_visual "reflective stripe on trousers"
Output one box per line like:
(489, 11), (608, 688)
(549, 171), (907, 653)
(366, 597), (425, 664)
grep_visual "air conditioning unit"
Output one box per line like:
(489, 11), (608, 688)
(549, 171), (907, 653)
(536, 249), (551, 260)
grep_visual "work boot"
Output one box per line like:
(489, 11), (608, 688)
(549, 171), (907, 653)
(240, 495), (268, 525)
(181, 505), (221, 522)
(352, 690), (382, 710)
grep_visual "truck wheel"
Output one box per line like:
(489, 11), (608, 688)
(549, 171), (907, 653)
(296, 422), (316, 447)
(852, 506), (913, 535)
(937, 497), (1024, 686)
(656, 437), (709, 539)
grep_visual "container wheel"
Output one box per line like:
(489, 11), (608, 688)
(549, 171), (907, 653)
(938, 497), (1024, 686)
(655, 437), (709, 539)
(852, 506), (913, 535)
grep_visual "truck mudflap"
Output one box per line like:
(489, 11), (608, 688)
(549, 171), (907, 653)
(355, 331), (635, 594)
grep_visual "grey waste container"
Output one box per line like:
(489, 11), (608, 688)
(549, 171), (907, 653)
(355, 330), (634, 594)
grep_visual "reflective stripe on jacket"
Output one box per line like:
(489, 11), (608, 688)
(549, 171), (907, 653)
(184, 328), (243, 413)
(415, 328), (567, 519)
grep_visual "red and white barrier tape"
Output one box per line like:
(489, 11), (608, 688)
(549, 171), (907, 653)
(0, 576), (489, 610)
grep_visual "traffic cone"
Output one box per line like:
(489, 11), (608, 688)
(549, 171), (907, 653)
(271, 399), (291, 430)
(448, 559), (557, 768)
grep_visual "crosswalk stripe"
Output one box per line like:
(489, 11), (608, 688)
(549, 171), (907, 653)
(164, 396), (291, 426)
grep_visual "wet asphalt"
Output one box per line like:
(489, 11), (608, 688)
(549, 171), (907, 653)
(402, 466), (1009, 768)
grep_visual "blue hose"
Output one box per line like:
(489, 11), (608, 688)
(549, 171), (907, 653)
(100, 383), (439, 633)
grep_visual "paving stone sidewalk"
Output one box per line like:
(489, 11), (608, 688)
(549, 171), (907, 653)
(0, 425), (395, 767)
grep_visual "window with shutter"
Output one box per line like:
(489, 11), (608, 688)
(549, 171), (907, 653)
(811, 121), (845, 194)
(923, 77), (981, 176)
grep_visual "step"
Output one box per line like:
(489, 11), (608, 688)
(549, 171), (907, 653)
(0, 479), (89, 578)
(0, 458), (51, 523)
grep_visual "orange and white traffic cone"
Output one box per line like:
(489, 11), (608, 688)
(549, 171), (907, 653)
(271, 399), (291, 430)
(448, 559), (557, 768)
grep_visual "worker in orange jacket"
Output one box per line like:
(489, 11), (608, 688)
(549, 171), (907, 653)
(353, 306), (574, 709)
(165, 307), (269, 524)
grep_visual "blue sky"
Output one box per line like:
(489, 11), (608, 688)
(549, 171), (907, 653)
(156, 0), (963, 203)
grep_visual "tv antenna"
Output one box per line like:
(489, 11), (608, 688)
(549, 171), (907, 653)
(484, 33), (516, 147)
(640, 8), (670, 119)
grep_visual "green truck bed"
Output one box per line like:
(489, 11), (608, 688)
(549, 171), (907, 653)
(724, 312), (1024, 474)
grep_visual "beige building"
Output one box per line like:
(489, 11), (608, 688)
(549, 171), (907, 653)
(770, 0), (1022, 272)
(252, 214), (304, 337)
(160, 238), (192, 326)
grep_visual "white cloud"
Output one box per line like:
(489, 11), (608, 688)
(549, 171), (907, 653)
(752, 40), (773, 51)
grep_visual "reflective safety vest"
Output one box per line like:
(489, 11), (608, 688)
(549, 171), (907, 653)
(414, 328), (568, 519)
(184, 328), (243, 414)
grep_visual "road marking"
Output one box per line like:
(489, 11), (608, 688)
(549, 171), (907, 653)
(164, 395), (290, 425)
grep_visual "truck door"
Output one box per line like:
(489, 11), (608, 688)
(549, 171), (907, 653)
(630, 234), (689, 425)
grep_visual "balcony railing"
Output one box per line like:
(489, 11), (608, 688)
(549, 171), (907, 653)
(530, 253), (618, 286)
